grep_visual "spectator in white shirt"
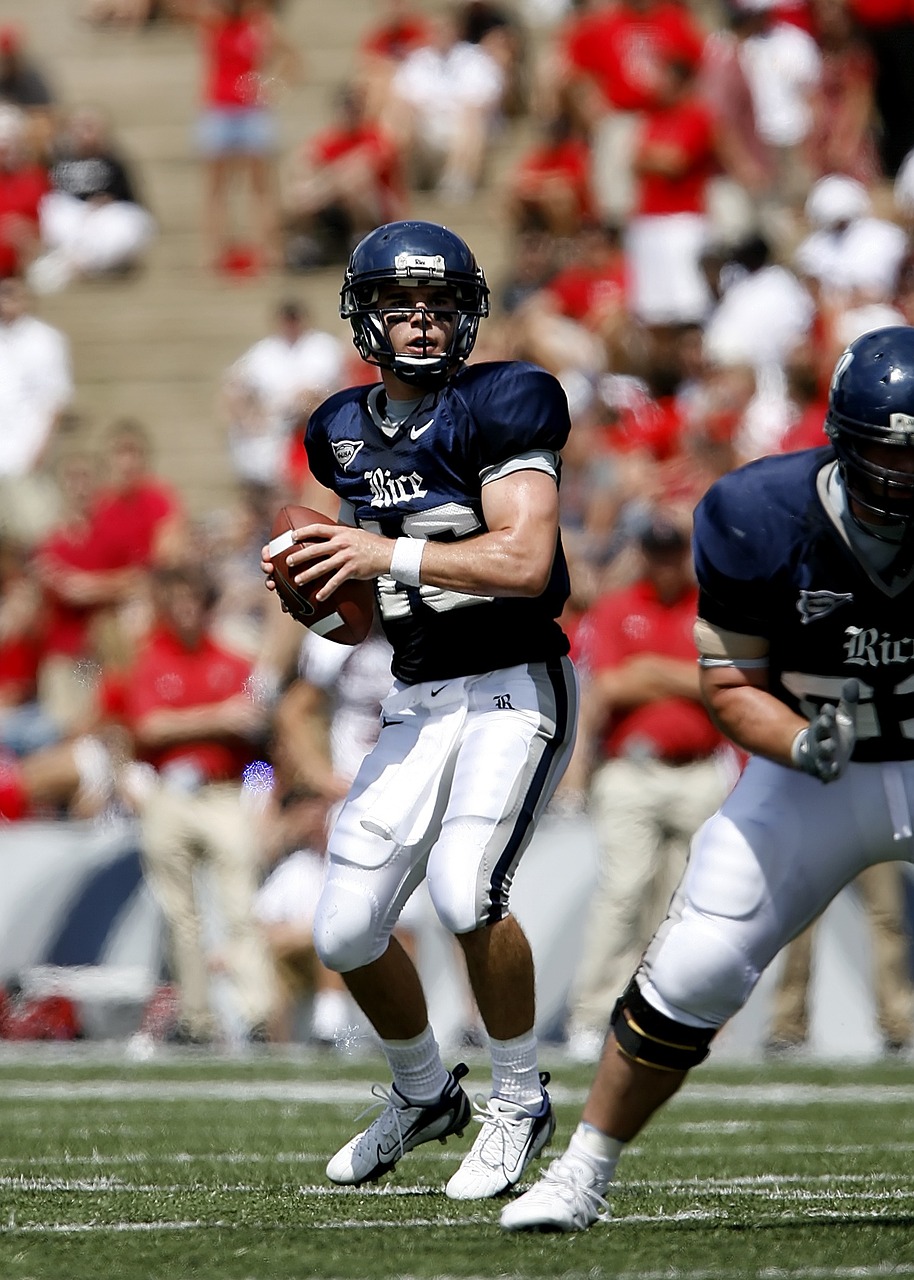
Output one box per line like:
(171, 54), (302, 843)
(704, 233), (814, 372)
(28, 104), (156, 294)
(221, 298), (346, 494)
(0, 276), (72, 544)
(382, 12), (505, 202)
(736, 0), (822, 211)
(701, 234), (815, 460)
(794, 174), (908, 312)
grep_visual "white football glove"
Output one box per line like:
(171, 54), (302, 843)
(790, 680), (859, 784)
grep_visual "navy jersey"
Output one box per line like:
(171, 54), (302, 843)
(306, 360), (572, 684)
(694, 446), (914, 762)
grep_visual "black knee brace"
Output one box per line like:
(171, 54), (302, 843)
(610, 978), (716, 1072)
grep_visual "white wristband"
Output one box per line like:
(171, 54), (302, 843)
(389, 537), (425, 587)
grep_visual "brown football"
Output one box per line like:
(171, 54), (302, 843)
(266, 504), (375, 645)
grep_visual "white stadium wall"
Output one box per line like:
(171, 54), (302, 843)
(0, 815), (910, 1059)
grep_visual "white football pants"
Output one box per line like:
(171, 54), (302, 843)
(313, 657), (578, 974)
(640, 754), (914, 1028)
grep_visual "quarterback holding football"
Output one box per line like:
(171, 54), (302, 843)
(262, 220), (578, 1200)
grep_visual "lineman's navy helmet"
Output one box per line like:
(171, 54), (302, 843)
(826, 325), (914, 526)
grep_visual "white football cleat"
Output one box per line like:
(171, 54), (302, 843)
(499, 1149), (611, 1232)
(445, 1073), (555, 1200)
(326, 1063), (470, 1186)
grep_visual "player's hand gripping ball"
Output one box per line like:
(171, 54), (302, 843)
(266, 504), (374, 645)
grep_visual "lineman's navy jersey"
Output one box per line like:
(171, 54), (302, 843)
(306, 360), (571, 685)
(694, 445), (914, 762)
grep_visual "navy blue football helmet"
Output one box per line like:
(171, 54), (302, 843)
(340, 220), (489, 388)
(825, 325), (914, 528)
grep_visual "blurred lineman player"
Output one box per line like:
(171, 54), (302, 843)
(503, 326), (914, 1231)
(262, 220), (577, 1198)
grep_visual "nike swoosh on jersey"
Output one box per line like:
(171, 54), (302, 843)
(410, 420), (434, 440)
(431, 685), (447, 696)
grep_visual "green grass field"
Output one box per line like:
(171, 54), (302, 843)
(1, 1046), (913, 1279)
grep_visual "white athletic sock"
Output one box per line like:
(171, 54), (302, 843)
(382, 1025), (450, 1105)
(488, 1030), (543, 1109)
(566, 1122), (624, 1190)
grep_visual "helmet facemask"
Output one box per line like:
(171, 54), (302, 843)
(826, 419), (914, 536)
(340, 233), (489, 389)
(824, 327), (914, 574)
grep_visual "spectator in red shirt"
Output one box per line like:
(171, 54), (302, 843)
(109, 564), (276, 1045)
(90, 417), (188, 574)
(515, 221), (630, 378)
(175, 0), (300, 273)
(283, 84), (406, 271)
(505, 113), (596, 238)
(0, 532), (54, 757)
(560, 511), (734, 1061)
(556, 0), (707, 221)
(602, 369), (688, 463)
(544, 221), (629, 326)
(0, 104), (49, 279)
(626, 56), (718, 344)
(34, 449), (142, 738)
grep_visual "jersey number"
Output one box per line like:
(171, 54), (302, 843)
(781, 671), (914, 739)
(361, 504), (494, 622)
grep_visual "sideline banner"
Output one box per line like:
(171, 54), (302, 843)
(0, 818), (160, 983)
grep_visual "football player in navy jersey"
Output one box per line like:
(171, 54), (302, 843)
(262, 220), (578, 1199)
(502, 326), (914, 1232)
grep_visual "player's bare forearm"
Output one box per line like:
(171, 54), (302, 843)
(278, 470), (560, 601)
(699, 669), (806, 766)
(411, 467), (559, 597)
(408, 525), (554, 597)
(285, 521), (553, 600)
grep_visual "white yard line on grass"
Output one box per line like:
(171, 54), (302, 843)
(1, 1215), (913, 1245)
(5, 1175), (914, 1203)
(3, 1140), (914, 1168)
(5, 1145), (914, 1171)
(0, 1080), (914, 1106)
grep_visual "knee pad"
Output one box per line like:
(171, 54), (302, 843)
(312, 877), (385, 974)
(426, 817), (500, 935)
(644, 914), (755, 1025)
(610, 978), (716, 1072)
(427, 876), (483, 936)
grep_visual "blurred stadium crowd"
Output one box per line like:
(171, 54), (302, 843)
(2, 0), (914, 1052)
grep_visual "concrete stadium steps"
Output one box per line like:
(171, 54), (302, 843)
(4, 0), (531, 514)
